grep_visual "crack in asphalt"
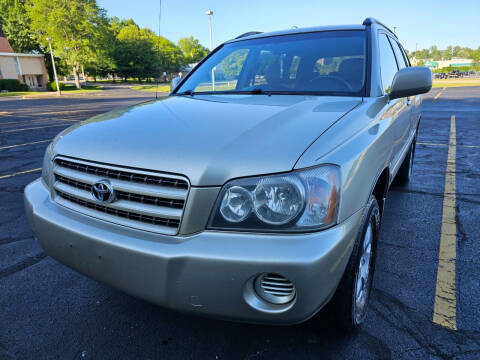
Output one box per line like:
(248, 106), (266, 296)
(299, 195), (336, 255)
(0, 236), (34, 245)
(370, 288), (480, 359)
(0, 251), (47, 279)
(455, 205), (469, 244)
(391, 188), (480, 206)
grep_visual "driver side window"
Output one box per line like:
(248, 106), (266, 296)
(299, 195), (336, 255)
(378, 34), (399, 93)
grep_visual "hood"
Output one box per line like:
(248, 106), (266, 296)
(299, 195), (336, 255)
(53, 95), (360, 186)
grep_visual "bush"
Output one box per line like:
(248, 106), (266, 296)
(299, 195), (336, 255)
(0, 79), (29, 91)
(47, 81), (65, 91)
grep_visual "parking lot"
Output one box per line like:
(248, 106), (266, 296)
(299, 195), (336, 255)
(1, 86), (479, 359)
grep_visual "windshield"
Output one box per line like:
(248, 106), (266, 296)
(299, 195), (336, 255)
(176, 30), (367, 96)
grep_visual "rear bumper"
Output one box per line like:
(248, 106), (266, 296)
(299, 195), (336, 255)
(25, 178), (363, 324)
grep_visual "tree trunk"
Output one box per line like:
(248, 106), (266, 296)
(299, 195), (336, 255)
(73, 65), (81, 89)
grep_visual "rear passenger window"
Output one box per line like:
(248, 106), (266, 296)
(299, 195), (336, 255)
(378, 34), (399, 93)
(389, 38), (408, 69)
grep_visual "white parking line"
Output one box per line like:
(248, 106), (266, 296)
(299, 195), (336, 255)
(0, 168), (42, 180)
(1, 123), (71, 133)
(0, 139), (52, 150)
(0, 118), (78, 126)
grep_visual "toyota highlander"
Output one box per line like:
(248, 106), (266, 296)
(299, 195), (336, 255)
(24, 18), (432, 330)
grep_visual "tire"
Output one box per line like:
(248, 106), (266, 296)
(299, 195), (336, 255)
(329, 195), (381, 332)
(394, 136), (416, 186)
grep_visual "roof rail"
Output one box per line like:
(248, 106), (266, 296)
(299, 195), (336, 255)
(234, 31), (263, 39)
(362, 17), (398, 38)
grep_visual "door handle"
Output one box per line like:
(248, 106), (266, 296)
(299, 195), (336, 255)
(406, 98), (412, 106)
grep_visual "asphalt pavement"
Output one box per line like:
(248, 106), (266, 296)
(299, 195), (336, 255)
(0, 85), (479, 359)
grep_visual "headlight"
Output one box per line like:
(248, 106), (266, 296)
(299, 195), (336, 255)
(41, 143), (54, 188)
(208, 165), (340, 232)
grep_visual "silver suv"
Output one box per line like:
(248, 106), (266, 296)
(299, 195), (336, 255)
(25, 18), (431, 330)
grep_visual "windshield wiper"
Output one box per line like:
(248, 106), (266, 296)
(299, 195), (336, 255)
(201, 88), (272, 95)
(175, 90), (195, 96)
(247, 88), (270, 95)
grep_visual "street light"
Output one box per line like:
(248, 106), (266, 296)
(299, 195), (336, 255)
(205, 10), (214, 90)
(205, 10), (213, 51)
(46, 37), (61, 95)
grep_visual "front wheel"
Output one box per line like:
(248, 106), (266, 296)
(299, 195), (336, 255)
(330, 195), (381, 332)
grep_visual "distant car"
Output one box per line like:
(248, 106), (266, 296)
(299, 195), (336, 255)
(25, 18), (431, 331)
(448, 70), (462, 78)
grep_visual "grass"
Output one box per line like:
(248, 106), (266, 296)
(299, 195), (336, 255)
(96, 79), (155, 84)
(0, 91), (33, 97)
(60, 84), (104, 93)
(130, 84), (171, 93)
(0, 85), (103, 97)
(432, 79), (480, 88)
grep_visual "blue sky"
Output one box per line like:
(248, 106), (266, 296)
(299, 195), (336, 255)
(98, 0), (480, 52)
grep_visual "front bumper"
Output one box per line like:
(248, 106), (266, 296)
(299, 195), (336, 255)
(24, 178), (363, 324)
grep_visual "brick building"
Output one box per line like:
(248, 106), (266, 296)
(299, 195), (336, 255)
(0, 27), (48, 90)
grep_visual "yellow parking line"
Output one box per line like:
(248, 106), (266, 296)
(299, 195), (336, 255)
(0, 167), (41, 180)
(433, 87), (446, 101)
(417, 142), (480, 149)
(0, 139), (51, 150)
(433, 115), (457, 330)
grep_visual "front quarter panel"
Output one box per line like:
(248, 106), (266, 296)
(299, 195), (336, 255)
(295, 97), (393, 223)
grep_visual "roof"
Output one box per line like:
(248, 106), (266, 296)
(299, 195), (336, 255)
(226, 24), (366, 44)
(0, 27), (14, 53)
(0, 52), (44, 57)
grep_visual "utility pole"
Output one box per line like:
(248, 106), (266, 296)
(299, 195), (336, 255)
(156, 0), (162, 99)
(46, 37), (61, 95)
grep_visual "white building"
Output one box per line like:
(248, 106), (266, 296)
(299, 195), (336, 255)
(0, 28), (48, 90)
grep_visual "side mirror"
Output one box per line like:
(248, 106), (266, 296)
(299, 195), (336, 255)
(389, 67), (432, 100)
(170, 77), (182, 92)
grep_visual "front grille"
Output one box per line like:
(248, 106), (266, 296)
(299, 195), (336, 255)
(55, 174), (184, 209)
(56, 159), (189, 189)
(52, 157), (189, 235)
(56, 190), (180, 228)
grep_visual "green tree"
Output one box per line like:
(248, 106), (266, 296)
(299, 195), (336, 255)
(0, 0), (39, 52)
(113, 24), (161, 81)
(26, 0), (107, 88)
(177, 36), (208, 63)
(429, 45), (441, 61)
(84, 14), (115, 80)
(109, 16), (136, 36)
(157, 36), (185, 74)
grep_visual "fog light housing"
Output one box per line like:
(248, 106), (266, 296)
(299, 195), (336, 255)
(254, 273), (296, 305)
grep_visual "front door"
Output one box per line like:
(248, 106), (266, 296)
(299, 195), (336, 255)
(378, 33), (412, 175)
